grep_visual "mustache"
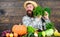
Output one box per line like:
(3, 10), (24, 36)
(27, 10), (32, 12)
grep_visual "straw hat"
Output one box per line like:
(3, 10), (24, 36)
(24, 1), (38, 9)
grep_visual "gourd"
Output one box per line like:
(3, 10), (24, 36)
(12, 24), (27, 36)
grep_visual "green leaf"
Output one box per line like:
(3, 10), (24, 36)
(33, 6), (44, 17)
(27, 26), (36, 33)
(38, 32), (42, 37)
(46, 22), (54, 30)
(44, 7), (51, 17)
(28, 33), (34, 37)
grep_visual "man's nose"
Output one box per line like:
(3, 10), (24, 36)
(28, 7), (31, 10)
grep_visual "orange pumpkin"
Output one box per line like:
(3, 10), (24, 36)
(12, 24), (27, 36)
(14, 33), (18, 37)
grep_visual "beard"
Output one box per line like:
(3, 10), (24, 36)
(27, 10), (34, 17)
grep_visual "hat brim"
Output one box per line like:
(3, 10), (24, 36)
(24, 1), (38, 9)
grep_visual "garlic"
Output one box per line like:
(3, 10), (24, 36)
(34, 32), (38, 37)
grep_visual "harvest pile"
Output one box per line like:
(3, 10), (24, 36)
(1, 6), (60, 37)
(1, 24), (60, 37)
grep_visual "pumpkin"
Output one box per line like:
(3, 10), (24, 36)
(14, 33), (18, 37)
(12, 24), (27, 36)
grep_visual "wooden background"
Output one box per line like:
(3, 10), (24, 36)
(0, 0), (60, 35)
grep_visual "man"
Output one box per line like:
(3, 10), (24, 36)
(22, 1), (50, 31)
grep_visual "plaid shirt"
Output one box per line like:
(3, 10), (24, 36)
(22, 15), (50, 30)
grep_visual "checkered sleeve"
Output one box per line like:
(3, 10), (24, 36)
(22, 16), (30, 26)
(45, 19), (51, 23)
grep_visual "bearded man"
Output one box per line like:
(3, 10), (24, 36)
(22, 1), (50, 31)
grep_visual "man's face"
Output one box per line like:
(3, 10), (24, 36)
(25, 4), (34, 17)
(26, 4), (34, 12)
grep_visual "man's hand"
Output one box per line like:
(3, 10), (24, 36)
(44, 11), (49, 19)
